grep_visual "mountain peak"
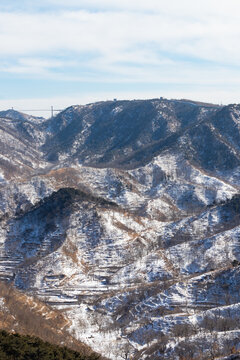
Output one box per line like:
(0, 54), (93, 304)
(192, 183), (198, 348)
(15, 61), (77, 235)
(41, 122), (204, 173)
(0, 109), (45, 122)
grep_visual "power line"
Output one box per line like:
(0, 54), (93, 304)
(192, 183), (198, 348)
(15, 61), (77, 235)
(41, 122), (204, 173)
(10, 108), (63, 111)
(18, 110), (63, 112)
(10, 106), (64, 118)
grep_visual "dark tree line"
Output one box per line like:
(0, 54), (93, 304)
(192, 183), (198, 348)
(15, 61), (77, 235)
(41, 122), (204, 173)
(0, 330), (100, 360)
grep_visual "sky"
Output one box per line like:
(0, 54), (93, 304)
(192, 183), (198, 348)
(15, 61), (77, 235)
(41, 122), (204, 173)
(0, 0), (240, 117)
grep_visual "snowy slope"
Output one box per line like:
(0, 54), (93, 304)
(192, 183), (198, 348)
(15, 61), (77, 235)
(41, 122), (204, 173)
(0, 99), (240, 359)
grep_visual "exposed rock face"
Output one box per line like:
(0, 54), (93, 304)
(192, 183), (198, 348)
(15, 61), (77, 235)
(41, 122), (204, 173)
(1, 98), (240, 359)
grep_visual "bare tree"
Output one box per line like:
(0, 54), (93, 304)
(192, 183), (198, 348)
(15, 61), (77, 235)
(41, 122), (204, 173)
(207, 333), (220, 360)
(118, 342), (133, 360)
(201, 316), (215, 334)
(171, 323), (196, 340)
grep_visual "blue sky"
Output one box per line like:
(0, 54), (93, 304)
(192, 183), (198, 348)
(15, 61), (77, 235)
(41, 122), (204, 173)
(0, 0), (240, 116)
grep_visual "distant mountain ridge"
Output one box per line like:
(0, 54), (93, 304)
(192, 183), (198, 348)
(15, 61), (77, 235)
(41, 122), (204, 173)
(2, 98), (239, 175)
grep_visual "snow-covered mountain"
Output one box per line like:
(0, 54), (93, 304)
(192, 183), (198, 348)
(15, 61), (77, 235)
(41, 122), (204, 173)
(0, 98), (240, 359)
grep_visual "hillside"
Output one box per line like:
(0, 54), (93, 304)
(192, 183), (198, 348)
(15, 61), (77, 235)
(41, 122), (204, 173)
(0, 98), (240, 359)
(0, 330), (100, 360)
(0, 281), (102, 359)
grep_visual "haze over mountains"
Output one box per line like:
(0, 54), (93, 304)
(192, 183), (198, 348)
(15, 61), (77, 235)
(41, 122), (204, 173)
(0, 98), (240, 359)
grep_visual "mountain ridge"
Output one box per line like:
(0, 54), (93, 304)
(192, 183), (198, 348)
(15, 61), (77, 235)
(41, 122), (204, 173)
(0, 98), (240, 359)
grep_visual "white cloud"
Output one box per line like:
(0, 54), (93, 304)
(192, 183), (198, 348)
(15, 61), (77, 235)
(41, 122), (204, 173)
(0, 58), (76, 75)
(43, 0), (240, 17)
(1, 0), (240, 104)
(0, 5), (240, 64)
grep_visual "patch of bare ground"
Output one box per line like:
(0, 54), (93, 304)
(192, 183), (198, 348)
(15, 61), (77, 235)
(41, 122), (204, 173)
(61, 239), (79, 265)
